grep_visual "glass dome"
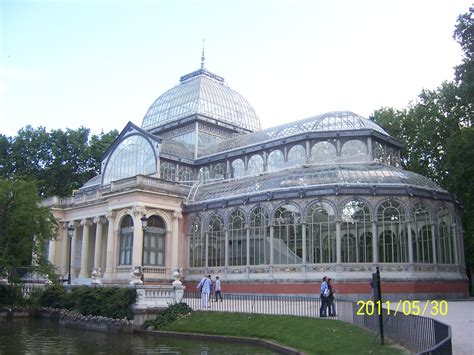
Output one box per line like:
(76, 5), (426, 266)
(142, 68), (261, 132)
(200, 111), (389, 157)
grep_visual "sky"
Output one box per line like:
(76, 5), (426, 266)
(0, 0), (470, 137)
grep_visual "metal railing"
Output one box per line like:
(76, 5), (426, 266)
(182, 291), (333, 318)
(352, 306), (452, 355)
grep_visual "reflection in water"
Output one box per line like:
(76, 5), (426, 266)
(0, 318), (277, 354)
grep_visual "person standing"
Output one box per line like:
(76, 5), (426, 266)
(197, 274), (212, 309)
(319, 276), (329, 317)
(327, 278), (336, 316)
(215, 276), (223, 302)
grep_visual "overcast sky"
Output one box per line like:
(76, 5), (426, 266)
(0, 0), (470, 137)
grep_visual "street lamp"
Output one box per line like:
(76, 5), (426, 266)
(140, 215), (148, 283)
(67, 225), (74, 285)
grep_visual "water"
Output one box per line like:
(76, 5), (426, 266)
(0, 318), (277, 354)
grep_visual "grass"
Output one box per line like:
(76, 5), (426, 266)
(162, 311), (409, 355)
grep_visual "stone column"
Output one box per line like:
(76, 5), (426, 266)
(451, 224), (459, 265)
(269, 224), (274, 265)
(431, 223), (438, 264)
(205, 232), (209, 267)
(367, 137), (373, 161)
(60, 222), (69, 275)
(70, 222), (79, 277)
(335, 219), (341, 264)
(79, 218), (93, 278)
(407, 221), (414, 263)
(132, 206), (146, 268)
(246, 226), (250, 266)
(372, 221), (378, 263)
(104, 211), (116, 279)
(224, 229), (229, 267)
(301, 223), (307, 264)
(305, 140), (311, 163)
(171, 211), (182, 270)
(93, 217), (106, 269)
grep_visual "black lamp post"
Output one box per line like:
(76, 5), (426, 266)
(67, 225), (74, 285)
(140, 215), (148, 283)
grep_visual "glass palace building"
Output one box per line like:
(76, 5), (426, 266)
(44, 63), (468, 298)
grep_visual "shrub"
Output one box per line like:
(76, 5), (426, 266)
(0, 285), (25, 306)
(143, 302), (193, 330)
(39, 285), (66, 309)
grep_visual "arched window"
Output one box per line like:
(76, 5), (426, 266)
(274, 205), (303, 265)
(144, 215), (166, 266)
(247, 155), (264, 175)
(310, 141), (337, 164)
(189, 216), (204, 268)
(119, 215), (134, 265)
(387, 147), (399, 167)
(213, 163), (226, 180)
(340, 139), (367, 163)
(250, 207), (270, 265)
(208, 215), (225, 267)
(412, 203), (433, 263)
(377, 200), (408, 263)
(437, 206), (454, 264)
(160, 161), (176, 181)
(341, 200), (371, 263)
(231, 159), (245, 178)
(267, 150), (285, 172)
(307, 202), (336, 263)
(373, 141), (385, 163)
(197, 167), (210, 182)
(178, 166), (194, 185)
(103, 135), (156, 184)
(287, 145), (306, 167)
(229, 210), (246, 266)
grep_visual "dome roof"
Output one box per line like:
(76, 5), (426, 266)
(199, 111), (390, 157)
(190, 163), (443, 202)
(141, 68), (261, 132)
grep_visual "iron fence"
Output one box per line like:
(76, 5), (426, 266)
(182, 291), (334, 318)
(352, 305), (452, 355)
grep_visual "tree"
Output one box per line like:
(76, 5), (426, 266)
(0, 178), (57, 282)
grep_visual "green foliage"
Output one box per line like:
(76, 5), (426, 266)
(39, 285), (67, 309)
(65, 286), (137, 319)
(0, 127), (118, 197)
(0, 285), (25, 306)
(0, 178), (57, 282)
(143, 302), (193, 330)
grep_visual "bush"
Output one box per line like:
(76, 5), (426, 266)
(39, 285), (66, 309)
(143, 302), (193, 330)
(0, 285), (25, 306)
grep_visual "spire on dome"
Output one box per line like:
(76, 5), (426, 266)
(201, 38), (206, 69)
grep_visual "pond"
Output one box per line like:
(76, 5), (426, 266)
(0, 318), (278, 354)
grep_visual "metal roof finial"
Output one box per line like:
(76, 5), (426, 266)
(201, 38), (206, 69)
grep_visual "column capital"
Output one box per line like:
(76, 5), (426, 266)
(93, 216), (107, 224)
(80, 218), (93, 226)
(173, 210), (183, 220)
(106, 210), (116, 221)
(132, 205), (146, 217)
(69, 221), (81, 228)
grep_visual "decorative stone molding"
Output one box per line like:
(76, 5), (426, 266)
(80, 218), (93, 226)
(93, 216), (107, 224)
(132, 205), (146, 217)
(173, 210), (183, 220)
(106, 210), (116, 221)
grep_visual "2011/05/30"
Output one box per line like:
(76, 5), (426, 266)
(356, 300), (448, 316)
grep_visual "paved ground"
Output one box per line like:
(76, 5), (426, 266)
(417, 300), (474, 355)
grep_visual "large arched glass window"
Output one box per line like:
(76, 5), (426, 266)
(340, 139), (367, 163)
(250, 207), (270, 265)
(310, 141), (337, 164)
(437, 206), (454, 264)
(160, 161), (176, 181)
(197, 167), (210, 182)
(341, 200), (372, 263)
(231, 159), (245, 178)
(189, 216), (205, 268)
(267, 150), (285, 172)
(377, 200), (408, 263)
(412, 203), (433, 263)
(287, 145), (306, 167)
(307, 202), (336, 263)
(274, 205), (303, 265)
(144, 215), (166, 266)
(103, 135), (156, 184)
(247, 155), (264, 175)
(213, 163), (226, 180)
(229, 210), (246, 266)
(178, 166), (194, 185)
(208, 214), (225, 267)
(119, 215), (134, 265)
